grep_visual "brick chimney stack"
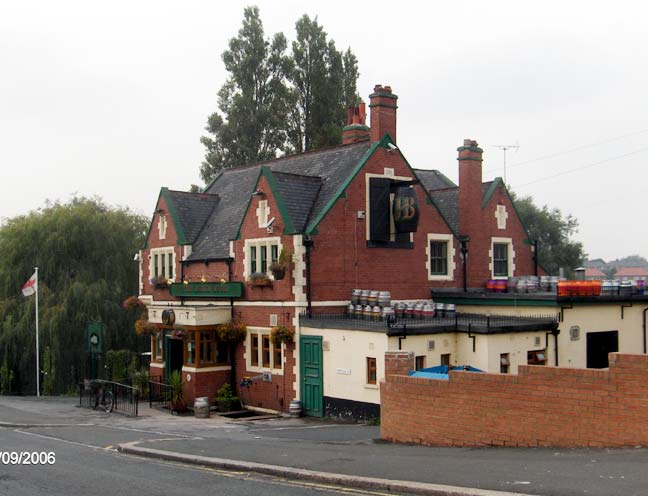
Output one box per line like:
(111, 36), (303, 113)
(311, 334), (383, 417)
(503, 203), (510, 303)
(458, 139), (484, 237)
(342, 102), (370, 144)
(369, 84), (398, 143)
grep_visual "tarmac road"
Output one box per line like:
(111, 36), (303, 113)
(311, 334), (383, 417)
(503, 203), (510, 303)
(2, 397), (648, 496)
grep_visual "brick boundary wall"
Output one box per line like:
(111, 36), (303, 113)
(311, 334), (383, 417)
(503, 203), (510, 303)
(381, 351), (648, 448)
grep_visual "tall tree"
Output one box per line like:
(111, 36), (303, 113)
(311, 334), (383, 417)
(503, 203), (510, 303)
(0, 198), (148, 394)
(287, 15), (360, 152)
(510, 191), (586, 276)
(200, 6), (292, 183)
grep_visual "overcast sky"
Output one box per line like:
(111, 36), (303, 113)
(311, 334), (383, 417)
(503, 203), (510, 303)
(1, 0), (646, 262)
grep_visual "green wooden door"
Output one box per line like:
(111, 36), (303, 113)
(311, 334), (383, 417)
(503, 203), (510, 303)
(300, 335), (323, 417)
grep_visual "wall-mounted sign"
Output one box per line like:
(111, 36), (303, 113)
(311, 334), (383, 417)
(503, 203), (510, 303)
(392, 185), (419, 233)
(162, 309), (176, 325)
(336, 368), (352, 375)
(86, 321), (103, 353)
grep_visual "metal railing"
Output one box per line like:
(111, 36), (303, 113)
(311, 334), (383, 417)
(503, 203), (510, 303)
(149, 379), (172, 411)
(300, 310), (558, 332)
(79, 379), (139, 416)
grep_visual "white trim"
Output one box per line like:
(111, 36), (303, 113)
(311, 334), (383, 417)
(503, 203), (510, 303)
(364, 172), (412, 241)
(138, 250), (144, 295)
(158, 215), (168, 240)
(182, 365), (231, 373)
(292, 235), (307, 302)
(256, 200), (270, 228)
(425, 233), (455, 281)
(183, 245), (192, 261)
(149, 246), (177, 281)
(495, 205), (509, 230)
(246, 326), (284, 375)
(243, 236), (282, 279)
(490, 237), (516, 279)
(150, 362), (165, 369)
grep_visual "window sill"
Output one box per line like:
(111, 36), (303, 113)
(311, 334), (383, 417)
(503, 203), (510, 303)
(428, 274), (453, 281)
(366, 240), (413, 249)
(364, 384), (379, 390)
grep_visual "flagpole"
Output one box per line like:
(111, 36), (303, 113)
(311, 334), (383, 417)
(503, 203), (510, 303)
(35, 267), (40, 397)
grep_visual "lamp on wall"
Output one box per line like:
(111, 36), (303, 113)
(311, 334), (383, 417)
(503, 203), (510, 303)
(251, 189), (265, 197)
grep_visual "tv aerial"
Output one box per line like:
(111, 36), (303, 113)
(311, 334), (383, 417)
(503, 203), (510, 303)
(488, 142), (519, 183)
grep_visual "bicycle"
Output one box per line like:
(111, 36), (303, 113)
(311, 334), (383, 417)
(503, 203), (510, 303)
(93, 381), (114, 413)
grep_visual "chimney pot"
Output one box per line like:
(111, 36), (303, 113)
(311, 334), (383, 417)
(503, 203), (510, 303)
(369, 84), (398, 143)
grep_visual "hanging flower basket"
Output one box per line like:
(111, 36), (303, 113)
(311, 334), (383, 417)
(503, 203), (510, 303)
(269, 262), (286, 280)
(215, 322), (247, 342)
(150, 276), (170, 288)
(271, 325), (294, 346)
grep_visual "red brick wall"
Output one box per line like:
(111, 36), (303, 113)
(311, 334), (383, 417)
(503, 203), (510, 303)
(381, 352), (648, 447)
(182, 368), (231, 406)
(141, 195), (182, 300)
(311, 147), (457, 301)
(231, 175), (296, 302)
(231, 305), (297, 412)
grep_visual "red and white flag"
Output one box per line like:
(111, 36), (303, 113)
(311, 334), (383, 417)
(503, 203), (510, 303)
(22, 272), (37, 297)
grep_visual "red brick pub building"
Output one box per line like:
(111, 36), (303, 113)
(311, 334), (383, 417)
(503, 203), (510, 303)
(139, 84), (549, 418)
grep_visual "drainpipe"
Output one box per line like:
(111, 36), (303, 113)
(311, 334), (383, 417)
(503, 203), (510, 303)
(303, 235), (314, 318)
(227, 257), (234, 321)
(643, 307), (648, 354)
(226, 256), (237, 392)
(533, 240), (538, 277)
(552, 324), (560, 366)
(459, 236), (469, 293)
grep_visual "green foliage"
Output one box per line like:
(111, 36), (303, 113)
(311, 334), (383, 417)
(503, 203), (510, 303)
(287, 16), (360, 152)
(169, 370), (184, 409)
(215, 382), (233, 401)
(43, 346), (56, 395)
(0, 354), (14, 394)
(215, 321), (247, 342)
(0, 197), (148, 394)
(105, 349), (136, 382)
(270, 325), (294, 346)
(510, 191), (586, 276)
(200, 6), (293, 182)
(200, 8), (360, 183)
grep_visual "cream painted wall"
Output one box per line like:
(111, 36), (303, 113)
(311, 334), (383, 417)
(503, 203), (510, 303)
(458, 304), (558, 317)
(301, 326), (388, 405)
(392, 331), (552, 374)
(560, 304), (646, 368)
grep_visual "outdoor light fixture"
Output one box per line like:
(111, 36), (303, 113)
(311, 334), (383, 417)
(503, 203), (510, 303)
(251, 189), (265, 197)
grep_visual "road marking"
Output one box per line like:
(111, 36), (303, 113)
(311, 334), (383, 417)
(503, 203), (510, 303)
(252, 424), (369, 432)
(13, 429), (117, 451)
(98, 424), (203, 439)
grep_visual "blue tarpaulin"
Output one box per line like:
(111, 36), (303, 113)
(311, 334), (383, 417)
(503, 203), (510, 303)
(408, 365), (483, 380)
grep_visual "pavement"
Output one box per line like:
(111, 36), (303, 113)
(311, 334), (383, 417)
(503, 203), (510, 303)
(2, 396), (648, 496)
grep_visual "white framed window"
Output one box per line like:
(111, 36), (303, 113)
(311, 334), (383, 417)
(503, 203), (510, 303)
(489, 237), (515, 280)
(426, 234), (455, 281)
(246, 328), (283, 373)
(149, 247), (176, 280)
(243, 237), (281, 278)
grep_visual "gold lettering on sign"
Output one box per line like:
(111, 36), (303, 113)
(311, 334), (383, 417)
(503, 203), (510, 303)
(394, 197), (416, 222)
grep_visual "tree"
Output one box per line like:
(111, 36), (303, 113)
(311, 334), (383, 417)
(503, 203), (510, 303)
(0, 197), (148, 394)
(200, 6), (293, 183)
(200, 8), (361, 183)
(287, 15), (360, 152)
(510, 191), (585, 276)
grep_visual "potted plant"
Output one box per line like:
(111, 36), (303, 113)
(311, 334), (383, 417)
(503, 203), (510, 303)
(248, 272), (272, 287)
(215, 383), (240, 412)
(270, 248), (293, 280)
(168, 370), (186, 413)
(271, 325), (295, 346)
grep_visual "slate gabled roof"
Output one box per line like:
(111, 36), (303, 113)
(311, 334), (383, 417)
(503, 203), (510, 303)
(272, 171), (322, 233)
(189, 141), (372, 260)
(424, 181), (496, 235)
(165, 190), (219, 244)
(414, 169), (456, 191)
